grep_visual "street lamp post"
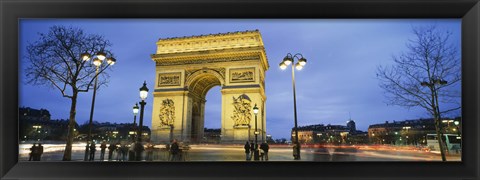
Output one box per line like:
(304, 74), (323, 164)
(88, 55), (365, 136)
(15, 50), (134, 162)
(421, 78), (448, 161)
(33, 125), (42, 142)
(248, 125), (251, 142)
(402, 126), (411, 145)
(132, 103), (139, 142)
(454, 120), (461, 137)
(253, 104), (259, 161)
(81, 52), (116, 161)
(135, 81), (149, 161)
(454, 120), (461, 142)
(279, 53), (307, 160)
(442, 119), (454, 133)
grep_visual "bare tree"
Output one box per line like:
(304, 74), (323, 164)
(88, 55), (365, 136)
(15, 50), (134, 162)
(25, 26), (114, 161)
(377, 25), (461, 161)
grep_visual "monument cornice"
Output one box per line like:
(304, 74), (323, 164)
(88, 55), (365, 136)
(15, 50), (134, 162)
(152, 30), (269, 70)
(152, 48), (268, 70)
(155, 30), (263, 54)
(151, 46), (264, 58)
(157, 30), (259, 41)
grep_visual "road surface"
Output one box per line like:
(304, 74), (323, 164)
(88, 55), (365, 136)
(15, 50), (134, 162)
(19, 143), (461, 162)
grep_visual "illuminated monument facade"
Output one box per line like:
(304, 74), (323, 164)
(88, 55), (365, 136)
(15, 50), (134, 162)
(151, 30), (269, 143)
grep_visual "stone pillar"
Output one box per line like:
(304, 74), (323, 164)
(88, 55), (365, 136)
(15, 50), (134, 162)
(220, 89), (265, 144)
(151, 92), (187, 144)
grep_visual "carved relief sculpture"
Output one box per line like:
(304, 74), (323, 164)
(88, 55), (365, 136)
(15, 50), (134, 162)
(159, 99), (175, 127)
(231, 94), (252, 126)
(230, 68), (255, 83)
(158, 72), (181, 87)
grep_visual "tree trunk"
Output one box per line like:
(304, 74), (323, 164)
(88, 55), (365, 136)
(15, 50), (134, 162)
(434, 117), (447, 161)
(62, 91), (78, 161)
(434, 90), (448, 161)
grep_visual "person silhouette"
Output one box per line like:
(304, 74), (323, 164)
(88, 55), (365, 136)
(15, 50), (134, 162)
(260, 142), (270, 161)
(89, 141), (96, 161)
(33, 143), (44, 161)
(244, 141), (251, 161)
(120, 144), (128, 161)
(170, 139), (180, 161)
(249, 141), (255, 160)
(107, 142), (117, 161)
(29, 143), (37, 161)
(100, 141), (107, 160)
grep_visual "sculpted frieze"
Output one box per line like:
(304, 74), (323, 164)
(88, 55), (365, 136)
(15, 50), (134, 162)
(159, 99), (175, 127)
(230, 68), (255, 83)
(158, 72), (181, 87)
(231, 94), (252, 126)
(155, 55), (261, 66)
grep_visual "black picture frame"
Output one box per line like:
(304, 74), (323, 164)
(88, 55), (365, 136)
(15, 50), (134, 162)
(1, 0), (479, 180)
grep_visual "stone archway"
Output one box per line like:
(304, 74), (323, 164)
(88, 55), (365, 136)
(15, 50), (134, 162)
(187, 71), (223, 143)
(150, 30), (269, 144)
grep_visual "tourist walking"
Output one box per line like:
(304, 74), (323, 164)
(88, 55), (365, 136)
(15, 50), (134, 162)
(89, 141), (96, 161)
(244, 141), (251, 161)
(29, 143), (36, 161)
(146, 142), (154, 161)
(115, 143), (121, 161)
(134, 142), (145, 161)
(170, 139), (180, 161)
(32, 143), (44, 161)
(37, 143), (44, 161)
(128, 142), (136, 161)
(120, 144), (128, 161)
(260, 142), (269, 161)
(107, 142), (116, 161)
(100, 141), (107, 161)
(249, 141), (255, 160)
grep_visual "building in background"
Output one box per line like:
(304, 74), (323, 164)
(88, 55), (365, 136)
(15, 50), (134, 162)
(19, 107), (51, 121)
(367, 118), (461, 146)
(19, 107), (76, 142)
(291, 120), (368, 145)
(19, 107), (151, 143)
(77, 121), (151, 143)
(347, 120), (356, 134)
(202, 128), (221, 144)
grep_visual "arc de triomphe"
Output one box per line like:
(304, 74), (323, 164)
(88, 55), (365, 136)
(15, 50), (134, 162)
(150, 30), (269, 144)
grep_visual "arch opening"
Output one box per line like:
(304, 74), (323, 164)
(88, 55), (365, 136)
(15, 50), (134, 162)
(203, 86), (222, 143)
(187, 72), (222, 143)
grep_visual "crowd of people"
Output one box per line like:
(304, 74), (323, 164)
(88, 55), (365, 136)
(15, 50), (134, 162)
(244, 141), (269, 161)
(27, 141), (156, 161)
(28, 143), (44, 161)
(28, 140), (276, 161)
(99, 141), (154, 161)
(88, 141), (132, 161)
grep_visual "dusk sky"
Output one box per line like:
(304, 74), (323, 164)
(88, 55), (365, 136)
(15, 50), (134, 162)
(19, 19), (461, 139)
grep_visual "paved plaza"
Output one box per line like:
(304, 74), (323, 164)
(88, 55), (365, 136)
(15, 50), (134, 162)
(19, 143), (461, 162)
